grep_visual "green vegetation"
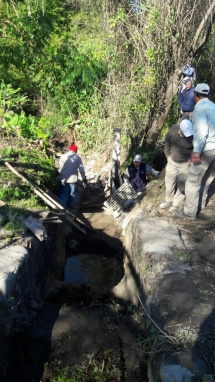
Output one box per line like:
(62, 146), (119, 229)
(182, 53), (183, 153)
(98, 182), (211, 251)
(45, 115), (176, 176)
(0, 145), (55, 208)
(0, 0), (214, 210)
(0, 0), (214, 160)
(174, 251), (190, 261)
(201, 375), (215, 382)
(4, 221), (22, 235)
(44, 351), (122, 382)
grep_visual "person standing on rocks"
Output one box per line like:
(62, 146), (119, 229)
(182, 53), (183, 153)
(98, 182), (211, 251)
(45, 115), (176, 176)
(159, 119), (194, 213)
(124, 154), (159, 192)
(58, 144), (87, 208)
(178, 78), (195, 120)
(177, 83), (215, 220)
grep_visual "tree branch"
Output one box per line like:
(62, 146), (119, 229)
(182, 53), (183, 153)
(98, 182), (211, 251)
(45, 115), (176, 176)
(193, 13), (215, 57)
(190, 1), (215, 53)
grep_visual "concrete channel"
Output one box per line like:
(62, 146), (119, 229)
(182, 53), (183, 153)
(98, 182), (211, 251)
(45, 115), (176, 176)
(0, 209), (149, 382)
(1, 199), (214, 382)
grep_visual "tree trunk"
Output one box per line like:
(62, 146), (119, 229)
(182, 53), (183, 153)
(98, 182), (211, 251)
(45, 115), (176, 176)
(143, 69), (181, 148)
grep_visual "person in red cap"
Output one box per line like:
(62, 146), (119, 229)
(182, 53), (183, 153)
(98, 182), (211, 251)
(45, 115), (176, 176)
(58, 143), (87, 208)
(69, 144), (78, 152)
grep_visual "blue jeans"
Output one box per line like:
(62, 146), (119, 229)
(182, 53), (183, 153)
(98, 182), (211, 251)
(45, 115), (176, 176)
(59, 182), (76, 207)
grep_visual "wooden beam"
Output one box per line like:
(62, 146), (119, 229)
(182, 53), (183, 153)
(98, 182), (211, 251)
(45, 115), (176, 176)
(4, 161), (86, 234)
(112, 128), (121, 192)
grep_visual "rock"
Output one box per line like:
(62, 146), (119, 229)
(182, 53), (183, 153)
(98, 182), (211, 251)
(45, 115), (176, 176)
(159, 351), (208, 382)
(113, 209), (122, 218)
(29, 299), (40, 310)
(160, 364), (193, 382)
(125, 218), (183, 268)
(0, 227), (12, 238)
(100, 163), (112, 173)
(120, 207), (142, 234)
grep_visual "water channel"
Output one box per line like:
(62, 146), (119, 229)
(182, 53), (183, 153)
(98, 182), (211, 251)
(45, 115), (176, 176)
(3, 211), (149, 382)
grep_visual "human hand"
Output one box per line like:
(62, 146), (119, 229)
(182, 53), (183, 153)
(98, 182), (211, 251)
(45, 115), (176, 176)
(83, 178), (87, 187)
(191, 152), (201, 164)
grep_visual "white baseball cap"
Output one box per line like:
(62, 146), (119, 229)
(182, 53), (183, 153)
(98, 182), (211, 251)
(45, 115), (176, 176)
(194, 83), (210, 95)
(180, 119), (194, 137)
(133, 154), (142, 162)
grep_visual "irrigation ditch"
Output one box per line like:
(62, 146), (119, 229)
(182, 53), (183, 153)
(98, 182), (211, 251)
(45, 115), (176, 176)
(1, 173), (215, 382)
(0, 203), (151, 382)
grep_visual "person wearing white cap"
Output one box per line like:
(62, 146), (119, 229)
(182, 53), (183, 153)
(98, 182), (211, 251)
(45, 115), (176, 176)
(124, 154), (159, 192)
(159, 119), (194, 212)
(177, 83), (215, 220)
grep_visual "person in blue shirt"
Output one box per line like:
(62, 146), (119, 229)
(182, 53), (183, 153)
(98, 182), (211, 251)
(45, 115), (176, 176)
(177, 83), (215, 220)
(178, 79), (195, 120)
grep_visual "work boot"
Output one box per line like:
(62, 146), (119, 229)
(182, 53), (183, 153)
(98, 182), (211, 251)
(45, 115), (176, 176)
(176, 211), (196, 221)
(159, 201), (172, 209)
(169, 205), (179, 213)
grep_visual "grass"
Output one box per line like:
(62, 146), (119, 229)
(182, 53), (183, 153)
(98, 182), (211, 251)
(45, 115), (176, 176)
(201, 375), (215, 382)
(0, 141), (56, 210)
(174, 250), (190, 261)
(4, 221), (23, 235)
(44, 351), (122, 382)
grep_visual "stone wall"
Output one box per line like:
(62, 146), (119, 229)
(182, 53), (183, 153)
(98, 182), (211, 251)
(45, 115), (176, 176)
(0, 218), (67, 373)
(118, 213), (213, 382)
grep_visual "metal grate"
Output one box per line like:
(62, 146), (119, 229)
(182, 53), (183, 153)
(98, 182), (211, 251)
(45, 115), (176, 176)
(103, 182), (139, 214)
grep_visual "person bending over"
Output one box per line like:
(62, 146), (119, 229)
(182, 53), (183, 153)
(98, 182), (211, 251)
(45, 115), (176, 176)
(124, 154), (159, 192)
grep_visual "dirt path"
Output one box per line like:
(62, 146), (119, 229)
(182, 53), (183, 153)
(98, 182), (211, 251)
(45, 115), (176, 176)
(83, 210), (124, 242)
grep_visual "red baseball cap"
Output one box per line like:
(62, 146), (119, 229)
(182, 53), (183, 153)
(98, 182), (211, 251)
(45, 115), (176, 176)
(69, 144), (78, 152)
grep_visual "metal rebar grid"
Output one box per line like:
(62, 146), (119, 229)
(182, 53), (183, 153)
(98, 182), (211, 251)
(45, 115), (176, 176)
(103, 182), (139, 214)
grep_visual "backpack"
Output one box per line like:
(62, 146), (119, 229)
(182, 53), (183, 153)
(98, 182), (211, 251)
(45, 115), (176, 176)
(181, 64), (196, 79)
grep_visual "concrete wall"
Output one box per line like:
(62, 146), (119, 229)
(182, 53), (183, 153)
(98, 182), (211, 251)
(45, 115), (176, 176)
(118, 215), (212, 381)
(0, 219), (67, 372)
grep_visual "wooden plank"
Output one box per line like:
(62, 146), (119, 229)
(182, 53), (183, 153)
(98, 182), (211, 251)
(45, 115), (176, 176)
(46, 190), (87, 226)
(4, 161), (86, 234)
(23, 216), (47, 241)
(65, 215), (86, 234)
(112, 128), (121, 191)
(5, 161), (58, 210)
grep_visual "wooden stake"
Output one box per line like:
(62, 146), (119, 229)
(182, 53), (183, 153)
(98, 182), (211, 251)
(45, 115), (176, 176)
(112, 128), (121, 192)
